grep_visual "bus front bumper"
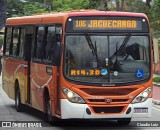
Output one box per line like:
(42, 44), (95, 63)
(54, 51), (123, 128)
(60, 98), (152, 119)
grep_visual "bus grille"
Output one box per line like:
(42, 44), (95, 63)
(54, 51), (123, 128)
(92, 106), (124, 114)
(88, 99), (128, 103)
(80, 88), (137, 96)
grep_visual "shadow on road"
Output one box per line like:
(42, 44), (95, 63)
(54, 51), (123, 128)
(6, 104), (148, 130)
(7, 104), (46, 120)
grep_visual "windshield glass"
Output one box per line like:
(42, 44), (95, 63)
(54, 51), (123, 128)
(64, 34), (150, 85)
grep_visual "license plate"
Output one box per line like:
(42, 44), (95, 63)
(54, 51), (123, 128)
(134, 107), (148, 113)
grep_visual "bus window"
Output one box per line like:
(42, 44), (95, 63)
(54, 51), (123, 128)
(11, 28), (20, 56)
(44, 25), (62, 65)
(55, 25), (62, 42)
(4, 27), (12, 55)
(54, 25), (62, 65)
(65, 35), (108, 76)
(18, 28), (25, 58)
(109, 35), (149, 83)
(35, 26), (45, 60)
(45, 26), (55, 62)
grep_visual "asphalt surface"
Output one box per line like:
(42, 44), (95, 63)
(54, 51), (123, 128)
(0, 75), (160, 130)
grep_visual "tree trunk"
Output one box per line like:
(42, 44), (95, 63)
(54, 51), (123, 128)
(146, 0), (152, 8)
(116, 0), (120, 11)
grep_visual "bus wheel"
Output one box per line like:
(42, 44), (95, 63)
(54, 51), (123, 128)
(46, 96), (55, 124)
(47, 100), (52, 122)
(117, 118), (131, 125)
(15, 86), (23, 112)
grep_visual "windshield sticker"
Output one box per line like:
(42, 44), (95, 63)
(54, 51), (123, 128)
(70, 69), (100, 76)
(101, 68), (108, 76)
(113, 71), (118, 76)
(136, 70), (144, 78)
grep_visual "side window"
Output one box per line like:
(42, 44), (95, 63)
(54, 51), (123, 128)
(54, 24), (62, 65)
(35, 26), (45, 60)
(44, 24), (62, 65)
(44, 26), (55, 62)
(25, 26), (34, 60)
(56, 25), (62, 43)
(5, 27), (12, 55)
(18, 28), (25, 58)
(11, 28), (20, 56)
(33, 24), (62, 65)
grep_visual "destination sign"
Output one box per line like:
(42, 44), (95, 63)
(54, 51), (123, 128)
(74, 20), (139, 30)
(66, 17), (149, 32)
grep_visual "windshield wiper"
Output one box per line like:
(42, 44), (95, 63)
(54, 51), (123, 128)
(117, 33), (131, 55)
(111, 33), (131, 64)
(84, 32), (99, 67)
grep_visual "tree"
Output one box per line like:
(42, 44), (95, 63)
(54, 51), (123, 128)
(150, 0), (160, 38)
(125, 0), (149, 13)
(7, 0), (24, 17)
(146, 0), (152, 8)
(24, 2), (49, 16)
(26, 0), (44, 3)
(0, 0), (7, 29)
(52, 0), (99, 12)
(5, 0), (160, 39)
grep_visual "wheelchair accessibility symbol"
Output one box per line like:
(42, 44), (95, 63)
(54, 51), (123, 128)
(136, 70), (144, 78)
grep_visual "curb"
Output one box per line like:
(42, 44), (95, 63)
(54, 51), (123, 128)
(153, 82), (160, 87)
(153, 99), (160, 105)
(152, 103), (160, 109)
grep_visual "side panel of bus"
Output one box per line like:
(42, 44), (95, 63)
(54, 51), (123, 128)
(9, 59), (28, 104)
(2, 27), (29, 104)
(30, 63), (55, 112)
(2, 27), (13, 96)
(30, 24), (62, 114)
(3, 23), (62, 117)
(2, 57), (13, 97)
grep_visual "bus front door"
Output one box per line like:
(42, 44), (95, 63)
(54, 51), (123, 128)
(25, 34), (32, 104)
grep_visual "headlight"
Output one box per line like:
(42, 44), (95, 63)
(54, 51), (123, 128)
(132, 87), (152, 104)
(67, 91), (74, 98)
(62, 88), (85, 104)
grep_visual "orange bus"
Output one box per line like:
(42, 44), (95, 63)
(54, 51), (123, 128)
(2, 10), (153, 125)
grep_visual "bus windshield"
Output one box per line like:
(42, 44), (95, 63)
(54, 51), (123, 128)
(64, 34), (150, 85)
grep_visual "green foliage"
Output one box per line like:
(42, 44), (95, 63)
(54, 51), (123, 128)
(7, 0), (50, 17)
(26, 0), (44, 3)
(126, 0), (150, 13)
(5, 0), (160, 38)
(52, 0), (97, 12)
(52, 0), (74, 12)
(87, 0), (99, 9)
(150, 0), (160, 38)
(7, 0), (24, 17)
(24, 3), (49, 16)
(153, 77), (160, 83)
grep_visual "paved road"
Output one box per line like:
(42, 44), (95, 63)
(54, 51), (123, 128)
(0, 75), (160, 130)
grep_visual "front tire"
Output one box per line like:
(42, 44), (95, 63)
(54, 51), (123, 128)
(15, 87), (23, 112)
(117, 118), (131, 125)
(45, 96), (58, 125)
(46, 99), (53, 123)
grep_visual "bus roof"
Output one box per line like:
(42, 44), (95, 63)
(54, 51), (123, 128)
(6, 10), (148, 26)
